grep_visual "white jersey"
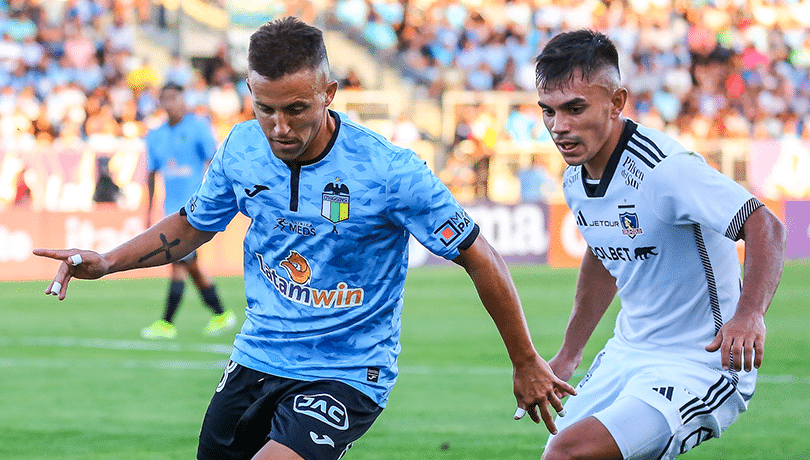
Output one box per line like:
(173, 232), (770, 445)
(563, 119), (763, 396)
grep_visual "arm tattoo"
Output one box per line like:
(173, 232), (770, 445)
(138, 233), (181, 263)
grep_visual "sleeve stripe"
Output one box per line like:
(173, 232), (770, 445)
(725, 198), (764, 240)
(458, 224), (480, 250)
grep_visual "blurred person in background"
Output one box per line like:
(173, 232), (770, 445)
(91, 155), (121, 204)
(535, 30), (785, 460)
(141, 81), (235, 339)
(35, 17), (575, 460)
(518, 154), (556, 204)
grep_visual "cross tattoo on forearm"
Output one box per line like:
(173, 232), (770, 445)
(138, 233), (181, 263)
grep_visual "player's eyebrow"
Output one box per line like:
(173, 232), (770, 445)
(538, 97), (588, 110)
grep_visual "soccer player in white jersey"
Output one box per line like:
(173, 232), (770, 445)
(33, 17), (575, 460)
(534, 30), (786, 460)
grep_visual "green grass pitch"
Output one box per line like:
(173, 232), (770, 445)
(1, 261), (807, 459)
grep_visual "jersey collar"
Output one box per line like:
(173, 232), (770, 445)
(285, 110), (341, 168)
(581, 119), (637, 198)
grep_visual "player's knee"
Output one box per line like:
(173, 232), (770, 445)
(542, 435), (589, 460)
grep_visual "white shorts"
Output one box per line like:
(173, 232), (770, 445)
(548, 338), (751, 459)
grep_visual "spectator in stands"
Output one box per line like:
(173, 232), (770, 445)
(163, 51), (194, 88)
(105, 9), (135, 53)
(328, 0), (810, 149)
(64, 0), (105, 27)
(202, 41), (237, 86)
(390, 112), (420, 147)
(62, 21), (95, 69)
(340, 67), (363, 89)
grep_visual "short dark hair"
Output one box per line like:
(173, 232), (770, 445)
(248, 16), (329, 80)
(535, 30), (620, 91)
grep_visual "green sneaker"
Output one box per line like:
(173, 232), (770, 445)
(204, 310), (237, 336)
(140, 320), (177, 339)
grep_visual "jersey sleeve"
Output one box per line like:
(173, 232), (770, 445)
(183, 132), (239, 232)
(644, 151), (762, 240)
(385, 148), (477, 259)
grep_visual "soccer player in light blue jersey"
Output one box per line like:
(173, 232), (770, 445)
(535, 30), (786, 460)
(140, 82), (236, 340)
(34, 17), (575, 460)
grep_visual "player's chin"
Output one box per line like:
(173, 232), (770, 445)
(269, 143), (303, 161)
(560, 152), (587, 167)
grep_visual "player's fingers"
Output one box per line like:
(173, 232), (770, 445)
(45, 261), (73, 300)
(57, 274), (73, 300)
(527, 403), (541, 424)
(33, 248), (71, 261)
(743, 339), (755, 372)
(68, 253), (83, 266)
(557, 380), (577, 397)
(731, 338), (744, 372)
(538, 404), (558, 435)
(753, 339), (764, 369)
(705, 331), (722, 352)
(546, 391), (565, 415)
(46, 280), (60, 296)
(719, 335), (732, 370)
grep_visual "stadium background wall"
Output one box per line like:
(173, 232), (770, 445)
(0, 199), (802, 281)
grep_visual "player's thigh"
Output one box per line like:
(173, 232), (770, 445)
(552, 349), (627, 435)
(543, 415), (623, 460)
(198, 364), (382, 460)
(638, 371), (747, 459)
(608, 368), (747, 460)
(592, 396), (672, 460)
(253, 440), (305, 460)
(269, 379), (383, 460)
(198, 361), (268, 460)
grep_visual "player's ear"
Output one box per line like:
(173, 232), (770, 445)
(325, 80), (338, 106)
(611, 87), (628, 117)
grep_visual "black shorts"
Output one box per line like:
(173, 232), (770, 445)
(197, 361), (383, 460)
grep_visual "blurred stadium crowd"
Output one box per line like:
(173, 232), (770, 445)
(334, 0), (810, 140)
(2, 0), (810, 212)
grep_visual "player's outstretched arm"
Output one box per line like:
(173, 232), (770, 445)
(33, 211), (217, 300)
(453, 234), (576, 435)
(705, 206), (786, 371)
(548, 249), (618, 382)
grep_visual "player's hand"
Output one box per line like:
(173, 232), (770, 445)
(32, 249), (110, 300)
(705, 311), (766, 372)
(512, 355), (577, 435)
(548, 352), (581, 383)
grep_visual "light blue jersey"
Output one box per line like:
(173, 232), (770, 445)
(184, 111), (478, 407)
(146, 114), (217, 215)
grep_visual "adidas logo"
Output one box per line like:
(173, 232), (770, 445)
(653, 386), (674, 401)
(576, 210), (587, 226)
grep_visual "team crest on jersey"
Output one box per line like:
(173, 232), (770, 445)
(257, 251), (365, 309)
(619, 212), (643, 238)
(322, 181), (350, 223)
